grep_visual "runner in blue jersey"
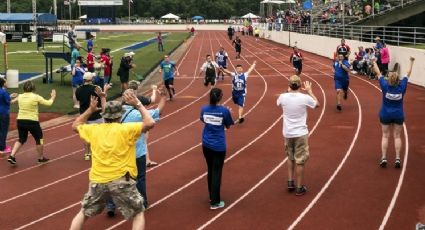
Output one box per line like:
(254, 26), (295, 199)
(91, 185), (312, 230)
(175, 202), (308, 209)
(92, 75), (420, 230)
(333, 54), (351, 111)
(221, 61), (256, 124)
(215, 47), (228, 80)
(371, 57), (415, 168)
(159, 55), (179, 100)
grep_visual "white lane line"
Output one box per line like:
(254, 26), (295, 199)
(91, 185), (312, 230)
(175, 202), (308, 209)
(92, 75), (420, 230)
(257, 39), (411, 229)
(0, 169), (89, 205)
(0, 149), (84, 180)
(287, 87), (362, 230)
(196, 33), (329, 229)
(378, 124), (409, 230)
(104, 31), (271, 230)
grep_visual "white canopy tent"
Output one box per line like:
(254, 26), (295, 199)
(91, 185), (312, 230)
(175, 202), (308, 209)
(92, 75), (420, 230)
(160, 13), (180, 20)
(242, 13), (260, 19)
(260, 0), (296, 17)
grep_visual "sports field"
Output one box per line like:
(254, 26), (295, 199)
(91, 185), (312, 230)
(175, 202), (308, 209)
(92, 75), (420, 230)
(1, 32), (189, 114)
(0, 31), (424, 229)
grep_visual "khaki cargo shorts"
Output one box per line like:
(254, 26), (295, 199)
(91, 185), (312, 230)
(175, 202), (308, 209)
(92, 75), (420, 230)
(81, 176), (144, 219)
(284, 134), (310, 165)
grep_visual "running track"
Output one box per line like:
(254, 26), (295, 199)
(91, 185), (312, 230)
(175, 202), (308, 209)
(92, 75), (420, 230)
(1, 31), (424, 230)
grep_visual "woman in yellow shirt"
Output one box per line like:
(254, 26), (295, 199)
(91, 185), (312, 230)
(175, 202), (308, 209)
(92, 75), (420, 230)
(7, 81), (56, 165)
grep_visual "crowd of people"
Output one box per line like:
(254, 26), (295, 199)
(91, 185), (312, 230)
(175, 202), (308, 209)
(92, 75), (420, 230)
(0, 26), (420, 229)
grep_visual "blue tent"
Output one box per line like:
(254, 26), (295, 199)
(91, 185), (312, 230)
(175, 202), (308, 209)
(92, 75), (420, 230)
(192, 16), (204, 20)
(0, 13), (57, 25)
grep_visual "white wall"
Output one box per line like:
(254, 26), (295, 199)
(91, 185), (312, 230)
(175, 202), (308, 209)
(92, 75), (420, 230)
(77, 24), (230, 32)
(261, 29), (425, 87)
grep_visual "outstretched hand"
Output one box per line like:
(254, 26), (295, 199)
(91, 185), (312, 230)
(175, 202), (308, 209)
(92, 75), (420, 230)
(303, 81), (313, 92)
(51, 89), (56, 98)
(88, 96), (101, 112)
(410, 56), (415, 62)
(123, 89), (140, 107)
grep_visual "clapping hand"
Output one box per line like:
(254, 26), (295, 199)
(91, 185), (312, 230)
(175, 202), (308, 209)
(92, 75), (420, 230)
(151, 85), (158, 90)
(95, 86), (106, 98)
(410, 56), (415, 62)
(158, 87), (167, 97)
(51, 89), (56, 98)
(10, 93), (18, 98)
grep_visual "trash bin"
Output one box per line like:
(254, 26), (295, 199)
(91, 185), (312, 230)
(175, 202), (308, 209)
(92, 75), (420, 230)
(6, 69), (19, 88)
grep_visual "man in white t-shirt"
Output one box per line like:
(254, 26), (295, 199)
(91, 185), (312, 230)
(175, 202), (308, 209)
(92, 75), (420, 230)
(276, 75), (319, 196)
(199, 54), (219, 87)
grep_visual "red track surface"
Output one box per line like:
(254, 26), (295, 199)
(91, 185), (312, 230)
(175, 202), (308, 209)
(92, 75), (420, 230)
(1, 31), (424, 230)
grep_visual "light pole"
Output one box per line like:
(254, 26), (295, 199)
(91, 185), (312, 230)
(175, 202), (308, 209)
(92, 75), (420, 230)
(6, 0), (11, 13)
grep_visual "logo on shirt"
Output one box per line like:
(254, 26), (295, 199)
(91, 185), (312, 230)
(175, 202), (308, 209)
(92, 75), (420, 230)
(203, 114), (223, 126)
(385, 93), (402, 101)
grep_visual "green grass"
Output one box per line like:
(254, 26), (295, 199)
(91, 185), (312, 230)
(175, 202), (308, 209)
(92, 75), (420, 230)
(402, 44), (425, 50)
(2, 32), (189, 114)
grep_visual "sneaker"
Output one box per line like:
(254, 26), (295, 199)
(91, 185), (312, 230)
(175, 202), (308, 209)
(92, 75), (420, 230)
(287, 180), (295, 192)
(416, 223), (425, 230)
(38, 157), (50, 163)
(295, 186), (307, 196)
(73, 104), (80, 109)
(395, 158), (401, 169)
(351, 71), (357, 74)
(210, 201), (225, 210)
(107, 210), (115, 218)
(336, 105), (342, 111)
(3, 146), (12, 154)
(238, 117), (245, 124)
(343, 90), (348, 100)
(7, 155), (16, 165)
(84, 153), (91, 161)
(380, 158), (387, 168)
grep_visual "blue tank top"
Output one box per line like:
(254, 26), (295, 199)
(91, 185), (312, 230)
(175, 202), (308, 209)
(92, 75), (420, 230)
(232, 73), (247, 93)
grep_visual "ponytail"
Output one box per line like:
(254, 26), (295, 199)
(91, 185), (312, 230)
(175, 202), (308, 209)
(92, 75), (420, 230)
(209, 88), (223, 105)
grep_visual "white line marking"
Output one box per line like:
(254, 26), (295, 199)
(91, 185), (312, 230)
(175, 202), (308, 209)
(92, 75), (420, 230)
(196, 32), (329, 230)
(257, 39), (411, 229)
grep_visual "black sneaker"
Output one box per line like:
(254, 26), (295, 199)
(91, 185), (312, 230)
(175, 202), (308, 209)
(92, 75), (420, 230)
(295, 186), (307, 196)
(7, 155), (16, 165)
(380, 158), (388, 168)
(395, 158), (401, 169)
(287, 180), (295, 192)
(238, 117), (245, 124)
(38, 157), (50, 164)
(336, 105), (342, 111)
(343, 90), (348, 100)
(107, 210), (115, 218)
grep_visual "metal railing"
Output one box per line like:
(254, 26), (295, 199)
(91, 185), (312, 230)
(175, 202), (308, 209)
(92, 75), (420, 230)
(261, 23), (425, 47)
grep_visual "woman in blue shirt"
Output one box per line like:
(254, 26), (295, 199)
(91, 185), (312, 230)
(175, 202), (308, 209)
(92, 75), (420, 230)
(0, 78), (17, 154)
(371, 57), (415, 168)
(200, 88), (234, 210)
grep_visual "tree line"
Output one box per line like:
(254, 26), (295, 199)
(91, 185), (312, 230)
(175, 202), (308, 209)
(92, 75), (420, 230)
(0, 0), (262, 19)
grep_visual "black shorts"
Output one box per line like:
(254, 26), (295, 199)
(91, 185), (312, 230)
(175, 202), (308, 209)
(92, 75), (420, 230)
(204, 75), (216, 87)
(119, 74), (129, 84)
(164, 78), (174, 88)
(17, 119), (43, 145)
(380, 116), (404, 125)
(235, 47), (241, 53)
(293, 62), (302, 72)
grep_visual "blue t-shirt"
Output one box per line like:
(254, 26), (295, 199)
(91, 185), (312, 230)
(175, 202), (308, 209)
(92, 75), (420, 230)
(121, 105), (161, 158)
(379, 77), (408, 120)
(200, 105), (234, 152)
(231, 72), (248, 95)
(72, 66), (85, 86)
(0, 88), (11, 115)
(160, 61), (176, 80)
(87, 39), (94, 51)
(333, 60), (350, 79)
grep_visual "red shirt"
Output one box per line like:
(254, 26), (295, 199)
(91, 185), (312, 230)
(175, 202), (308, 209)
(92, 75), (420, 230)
(87, 52), (94, 69)
(101, 54), (111, 76)
(336, 44), (351, 57)
(290, 51), (303, 63)
(157, 35), (162, 43)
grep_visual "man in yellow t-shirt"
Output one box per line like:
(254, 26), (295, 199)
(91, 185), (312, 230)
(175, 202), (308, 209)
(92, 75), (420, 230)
(69, 90), (155, 230)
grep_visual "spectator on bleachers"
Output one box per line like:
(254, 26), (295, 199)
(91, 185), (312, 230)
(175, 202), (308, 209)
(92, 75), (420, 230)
(380, 42), (390, 75)
(352, 46), (366, 74)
